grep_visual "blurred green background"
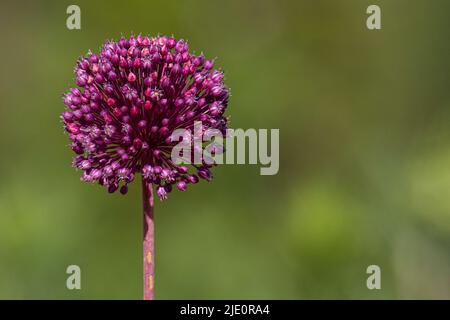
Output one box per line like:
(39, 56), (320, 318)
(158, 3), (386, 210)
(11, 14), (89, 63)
(0, 0), (449, 299)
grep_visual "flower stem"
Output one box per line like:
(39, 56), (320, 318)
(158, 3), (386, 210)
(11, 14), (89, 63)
(142, 178), (154, 300)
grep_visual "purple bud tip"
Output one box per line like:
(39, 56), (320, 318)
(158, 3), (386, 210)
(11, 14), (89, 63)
(153, 149), (161, 157)
(157, 186), (168, 200)
(120, 185), (128, 195)
(176, 180), (187, 191)
(188, 174), (199, 184)
(108, 183), (118, 193)
(128, 72), (136, 82)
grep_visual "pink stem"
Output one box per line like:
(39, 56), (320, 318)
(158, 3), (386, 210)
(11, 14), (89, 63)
(142, 178), (154, 300)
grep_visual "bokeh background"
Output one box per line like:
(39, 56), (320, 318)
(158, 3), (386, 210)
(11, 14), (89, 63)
(0, 0), (449, 299)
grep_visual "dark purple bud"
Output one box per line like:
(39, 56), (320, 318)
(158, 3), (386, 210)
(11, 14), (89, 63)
(188, 174), (199, 184)
(122, 136), (131, 145)
(157, 186), (168, 200)
(62, 111), (73, 121)
(159, 127), (169, 136)
(89, 54), (98, 63)
(204, 59), (214, 70)
(133, 138), (143, 150)
(128, 72), (136, 82)
(197, 168), (212, 181)
(128, 106), (137, 117)
(73, 110), (83, 119)
(138, 120), (147, 128)
(107, 71), (117, 81)
(167, 37), (176, 48)
(84, 114), (94, 123)
(171, 64), (181, 75)
(153, 149), (161, 158)
(197, 98), (206, 107)
(144, 77), (152, 86)
(161, 168), (171, 179)
(160, 98), (168, 107)
(175, 98), (184, 107)
(91, 169), (102, 180)
(193, 55), (205, 67)
(80, 160), (91, 170)
(186, 111), (195, 119)
(108, 183), (118, 193)
(153, 166), (162, 174)
(176, 180), (187, 191)
(120, 185), (128, 195)
(177, 166), (188, 174)
(211, 86), (223, 97)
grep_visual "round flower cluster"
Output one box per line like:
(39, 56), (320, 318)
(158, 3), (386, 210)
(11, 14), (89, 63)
(61, 35), (229, 200)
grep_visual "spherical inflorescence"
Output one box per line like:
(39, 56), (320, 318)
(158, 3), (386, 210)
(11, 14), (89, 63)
(61, 35), (229, 200)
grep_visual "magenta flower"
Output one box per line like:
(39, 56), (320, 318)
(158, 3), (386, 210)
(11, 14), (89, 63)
(61, 35), (229, 299)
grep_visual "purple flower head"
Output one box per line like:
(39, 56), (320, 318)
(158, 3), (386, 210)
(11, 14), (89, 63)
(62, 35), (229, 200)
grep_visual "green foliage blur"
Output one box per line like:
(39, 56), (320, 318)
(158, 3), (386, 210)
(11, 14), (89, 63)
(0, 0), (449, 299)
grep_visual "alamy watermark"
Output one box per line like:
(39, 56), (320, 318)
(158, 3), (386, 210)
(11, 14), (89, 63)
(366, 5), (381, 30)
(66, 5), (81, 30)
(66, 265), (81, 290)
(366, 265), (381, 290)
(169, 122), (279, 175)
